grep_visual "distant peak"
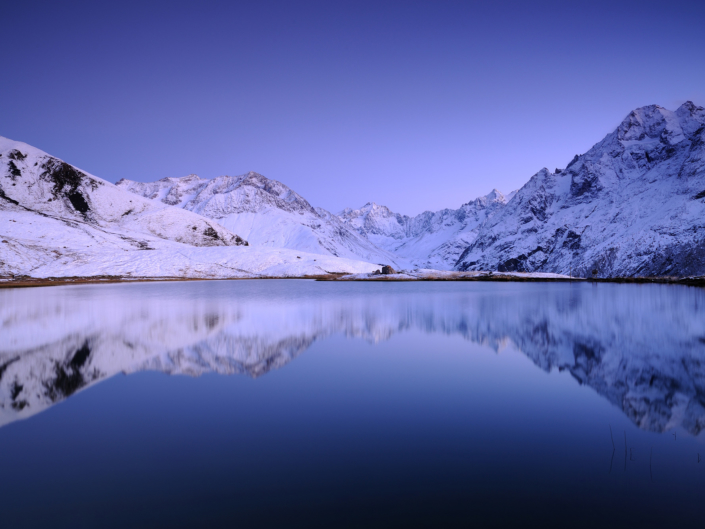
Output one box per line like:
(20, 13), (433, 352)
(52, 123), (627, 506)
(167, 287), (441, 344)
(616, 101), (705, 142)
(632, 103), (663, 115)
(156, 174), (203, 183)
(676, 100), (704, 117)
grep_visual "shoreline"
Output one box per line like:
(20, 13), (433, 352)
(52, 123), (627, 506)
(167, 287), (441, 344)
(1, 273), (704, 289)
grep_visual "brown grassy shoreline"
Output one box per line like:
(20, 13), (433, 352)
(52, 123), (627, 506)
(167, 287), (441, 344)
(1, 274), (704, 289)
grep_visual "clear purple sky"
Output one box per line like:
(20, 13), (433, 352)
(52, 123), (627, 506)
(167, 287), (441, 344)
(3, 0), (704, 215)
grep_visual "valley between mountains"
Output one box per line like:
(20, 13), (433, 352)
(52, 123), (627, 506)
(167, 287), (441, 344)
(2, 102), (705, 281)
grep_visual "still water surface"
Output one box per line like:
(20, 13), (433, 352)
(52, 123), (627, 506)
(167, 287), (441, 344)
(1, 280), (704, 528)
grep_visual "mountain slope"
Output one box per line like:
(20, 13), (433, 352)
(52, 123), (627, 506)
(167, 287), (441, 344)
(0, 137), (247, 248)
(0, 137), (379, 278)
(456, 102), (705, 277)
(117, 172), (404, 267)
(338, 189), (512, 269)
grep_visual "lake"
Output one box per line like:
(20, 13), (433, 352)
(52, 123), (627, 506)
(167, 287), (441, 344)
(1, 280), (704, 528)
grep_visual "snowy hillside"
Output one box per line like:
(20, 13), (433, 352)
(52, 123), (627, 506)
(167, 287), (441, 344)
(456, 102), (705, 277)
(338, 190), (512, 269)
(0, 137), (380, 278)
(117, 172), (404, 267)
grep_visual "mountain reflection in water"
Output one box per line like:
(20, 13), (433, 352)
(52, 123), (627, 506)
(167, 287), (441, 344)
(2, 280), (704, 435)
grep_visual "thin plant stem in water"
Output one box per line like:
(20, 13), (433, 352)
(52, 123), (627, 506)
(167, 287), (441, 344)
(624, 431), (627, 471)
(650, 447), (653, 481)
(609, 424), (615, 450)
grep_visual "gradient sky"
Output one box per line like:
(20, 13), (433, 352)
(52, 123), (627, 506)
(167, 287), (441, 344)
(2, 0), (704, 215)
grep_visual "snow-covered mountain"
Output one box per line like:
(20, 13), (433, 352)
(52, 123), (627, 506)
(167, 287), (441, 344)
(117, 172), (404, 267)
(0, 137), (380, 278)
(3, 281), (704, 434)
(456, 102), (705, 277)
(338, 189), (513, 269)
(5, 101), (705, 279)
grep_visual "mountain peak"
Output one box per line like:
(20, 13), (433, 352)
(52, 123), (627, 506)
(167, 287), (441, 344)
(614, 102), (705, 144)
(484, 189), (504, 201)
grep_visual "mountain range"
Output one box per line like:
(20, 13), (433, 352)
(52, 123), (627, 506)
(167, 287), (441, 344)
(338, 189), (514, 269)
(116, 172), (402, 267)
(0, 138), (378, 278)
(2, 101), (705, 278)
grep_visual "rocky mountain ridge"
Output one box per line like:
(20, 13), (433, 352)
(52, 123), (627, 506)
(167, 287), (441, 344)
(4, 101), (705, 278)
(338, 189), (514, 269)
(117, 172), (404, 267)
(0, 138), (379, 278)
(456, 102), (705, 277)
(113, 102), (705, 277)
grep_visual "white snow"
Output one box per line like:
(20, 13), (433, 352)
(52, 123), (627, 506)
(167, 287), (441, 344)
(456, 102), (705, 277)
(0, 137), (378, 278)
(117, 172), (403, 268)
(337, 190), (512, 270)
(3, 101), (705, 280)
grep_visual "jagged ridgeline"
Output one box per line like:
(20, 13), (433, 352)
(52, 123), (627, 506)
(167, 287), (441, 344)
(456, 102), (705, 277)
(118, 102), (705, 277)
(0, 137), (385, 279)
(3, 102), (705, 278)
(1, 138), (388, 279)
(117, 172), (403, 267)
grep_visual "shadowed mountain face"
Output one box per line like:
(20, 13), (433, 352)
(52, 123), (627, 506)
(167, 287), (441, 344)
(456, 102), (705, 277)
(1, 281), (704, 434)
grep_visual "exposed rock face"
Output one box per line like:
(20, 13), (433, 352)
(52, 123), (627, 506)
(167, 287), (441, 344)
(117, 172), (402, 267)
(456, 102), (705, 277)
(381, 265), (396, 275)
(338, 190), (513, 270)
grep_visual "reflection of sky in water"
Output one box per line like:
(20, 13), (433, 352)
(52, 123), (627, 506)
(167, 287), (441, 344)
(1, 281), (704, 528)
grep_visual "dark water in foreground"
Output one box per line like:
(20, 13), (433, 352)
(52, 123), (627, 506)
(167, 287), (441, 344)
(1, 280), (704, 528)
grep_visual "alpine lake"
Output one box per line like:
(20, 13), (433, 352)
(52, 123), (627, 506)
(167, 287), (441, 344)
(1, 279), (704, 528)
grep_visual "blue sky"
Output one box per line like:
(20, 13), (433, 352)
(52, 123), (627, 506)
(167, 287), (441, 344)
(2, 0), (704, 215)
